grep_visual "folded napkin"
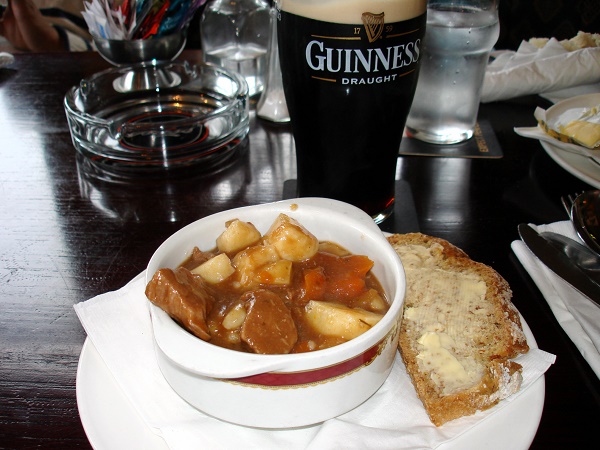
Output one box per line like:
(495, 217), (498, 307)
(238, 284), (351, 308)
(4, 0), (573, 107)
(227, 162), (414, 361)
(481, 39), (600, 103)
(512, 221), (600, 379)
(513, 126), (600, 162)
(74, 274), (555, 449)
(0, 52), (14, 68)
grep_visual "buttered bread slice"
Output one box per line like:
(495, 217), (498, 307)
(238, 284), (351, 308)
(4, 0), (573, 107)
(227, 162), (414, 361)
(388, 233), (529, 426)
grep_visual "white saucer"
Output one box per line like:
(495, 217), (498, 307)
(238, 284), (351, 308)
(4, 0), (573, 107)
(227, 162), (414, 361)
(76, 316), (544, 449)
(541, 140), (600, 189)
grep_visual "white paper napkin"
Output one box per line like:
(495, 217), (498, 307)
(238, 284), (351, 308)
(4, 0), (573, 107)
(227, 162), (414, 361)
(74, 274), (554, 450)
(481, 39), (600, 103)
(513, 125), (600, 163)
(512, 220), (600, 379)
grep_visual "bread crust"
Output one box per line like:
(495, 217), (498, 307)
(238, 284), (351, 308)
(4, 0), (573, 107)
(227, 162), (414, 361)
(388, 233), (529, 426)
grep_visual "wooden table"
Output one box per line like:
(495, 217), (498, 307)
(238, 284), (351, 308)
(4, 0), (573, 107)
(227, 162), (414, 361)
(0, 51), (598, 448)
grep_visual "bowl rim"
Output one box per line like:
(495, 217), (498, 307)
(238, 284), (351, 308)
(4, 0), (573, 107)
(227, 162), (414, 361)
(545, 92), (600, 118)
(145, 197), (406, 378)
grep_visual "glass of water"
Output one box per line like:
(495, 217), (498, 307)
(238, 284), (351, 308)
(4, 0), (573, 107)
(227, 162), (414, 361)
(405, 0), (499, 144)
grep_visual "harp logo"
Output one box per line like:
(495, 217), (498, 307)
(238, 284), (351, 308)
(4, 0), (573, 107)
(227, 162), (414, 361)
(361, 12), (385, 42)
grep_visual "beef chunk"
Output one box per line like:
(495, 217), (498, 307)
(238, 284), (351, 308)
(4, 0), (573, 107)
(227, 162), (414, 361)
(179, 247), (214, 270)
(241, 290), (298, 354)
(145, 267), (214, 341)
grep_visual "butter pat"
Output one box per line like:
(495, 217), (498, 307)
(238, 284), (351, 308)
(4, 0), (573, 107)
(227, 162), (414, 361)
(416, 332), (478, 395)
(559, 119), (600, 148)
(400, 243), (489, 395)
(536, 104), (600, 149)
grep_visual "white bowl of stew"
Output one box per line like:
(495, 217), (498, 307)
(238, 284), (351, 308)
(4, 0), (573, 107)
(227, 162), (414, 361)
(145, 198), (405, 428)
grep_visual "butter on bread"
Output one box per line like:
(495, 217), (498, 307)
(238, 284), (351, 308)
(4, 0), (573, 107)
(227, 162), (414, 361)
(388, 233), (529, 426)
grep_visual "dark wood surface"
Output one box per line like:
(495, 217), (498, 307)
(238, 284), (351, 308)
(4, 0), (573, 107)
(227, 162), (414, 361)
(0, 50), (598, 449)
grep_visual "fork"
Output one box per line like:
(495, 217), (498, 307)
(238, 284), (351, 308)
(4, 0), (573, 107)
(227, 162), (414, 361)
(560, 191), (584, 219)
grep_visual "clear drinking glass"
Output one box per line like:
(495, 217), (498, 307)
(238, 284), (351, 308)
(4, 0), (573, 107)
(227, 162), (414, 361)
(257, 6), (290, 123)
(405, 0), (499, 144)
(201, 0), (271, 99)
(277, 0), (427, 223)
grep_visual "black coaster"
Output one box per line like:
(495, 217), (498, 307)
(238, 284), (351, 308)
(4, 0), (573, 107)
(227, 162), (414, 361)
(398, 120), (503, 158)
(282, 179), (419, 234)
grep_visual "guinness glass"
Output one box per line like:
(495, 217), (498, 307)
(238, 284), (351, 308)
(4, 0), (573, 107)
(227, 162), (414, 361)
(277, 0), (427, 223)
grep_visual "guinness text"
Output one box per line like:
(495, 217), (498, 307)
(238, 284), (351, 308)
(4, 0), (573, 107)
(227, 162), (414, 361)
(305, 39), (421, 74)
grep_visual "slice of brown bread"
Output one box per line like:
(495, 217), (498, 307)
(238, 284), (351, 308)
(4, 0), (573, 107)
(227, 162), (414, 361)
(388, 233), (529, 426)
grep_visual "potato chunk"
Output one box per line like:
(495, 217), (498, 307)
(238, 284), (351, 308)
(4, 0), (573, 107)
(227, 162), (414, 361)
(191, 253), (235, 284)
(264, 214), (319, 262)
(232, 245), (280, 288)
(353, 288), (388, 313)
(257, 260), (293, 285)
(216, 219), (262, 254)
(318, 241), (351, 257)
(305, 300), (383, 340)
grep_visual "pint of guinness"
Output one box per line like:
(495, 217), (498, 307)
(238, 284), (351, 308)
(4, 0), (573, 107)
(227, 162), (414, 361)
(277, 0), (427, 223)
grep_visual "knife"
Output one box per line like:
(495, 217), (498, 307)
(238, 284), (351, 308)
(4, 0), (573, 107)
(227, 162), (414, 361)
(540, 231), (600, 285)
(518, 223), (600, 306)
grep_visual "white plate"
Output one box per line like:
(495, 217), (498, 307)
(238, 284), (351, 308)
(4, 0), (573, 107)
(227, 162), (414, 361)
(535, 93), (600, 153)
(76, 316), (545, 450)
(541, 140), (600, 189)
(515, 93), (600, 170)
(541, 92), (600, 132)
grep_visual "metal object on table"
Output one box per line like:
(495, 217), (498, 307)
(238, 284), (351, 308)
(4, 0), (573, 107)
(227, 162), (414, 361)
(518, 223), (600, 305)
(561, 190), (600, 256)
(572, 190), (600, 256)
(560, 191), (582, 217)
(540, 231), (600, 285)
(93, 31), (187, 66)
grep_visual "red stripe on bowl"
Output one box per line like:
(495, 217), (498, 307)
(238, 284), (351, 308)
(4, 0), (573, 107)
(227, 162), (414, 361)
(229, 341), (383, 387)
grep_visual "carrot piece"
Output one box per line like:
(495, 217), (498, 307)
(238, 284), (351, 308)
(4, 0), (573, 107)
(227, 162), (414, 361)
(302, 267), (326, 301)
(325, 255), (373, 299)
(327, 273), (366, 298)
(341, 255), (374, 276)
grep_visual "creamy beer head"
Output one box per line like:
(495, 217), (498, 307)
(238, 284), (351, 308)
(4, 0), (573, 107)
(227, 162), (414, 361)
(278, 0), (427, 24)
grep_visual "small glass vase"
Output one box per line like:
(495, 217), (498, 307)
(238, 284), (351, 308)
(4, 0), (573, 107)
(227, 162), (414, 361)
(257, 7), (290, 123)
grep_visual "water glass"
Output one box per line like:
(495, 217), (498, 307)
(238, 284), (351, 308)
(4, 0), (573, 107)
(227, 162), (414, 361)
(201, 0), (271, 99)
(406, 0), (499, 144)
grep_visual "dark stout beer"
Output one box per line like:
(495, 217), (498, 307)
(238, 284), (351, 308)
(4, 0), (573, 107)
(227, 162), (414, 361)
(277, 0), (426, 222)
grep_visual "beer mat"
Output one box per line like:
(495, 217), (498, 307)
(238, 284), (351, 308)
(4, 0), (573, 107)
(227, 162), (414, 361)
(399, 120), (503, 158)
(282, 179), (419, 234)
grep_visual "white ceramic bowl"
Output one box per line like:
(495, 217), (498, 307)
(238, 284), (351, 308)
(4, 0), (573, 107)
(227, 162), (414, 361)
(145, 198), (406, 428)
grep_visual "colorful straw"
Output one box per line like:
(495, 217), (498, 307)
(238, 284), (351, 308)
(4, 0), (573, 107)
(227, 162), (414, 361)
(82, 0), (207, 40)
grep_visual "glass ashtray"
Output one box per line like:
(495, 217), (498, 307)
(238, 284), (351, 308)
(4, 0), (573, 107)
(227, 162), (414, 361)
(64, 61), (249, 173)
